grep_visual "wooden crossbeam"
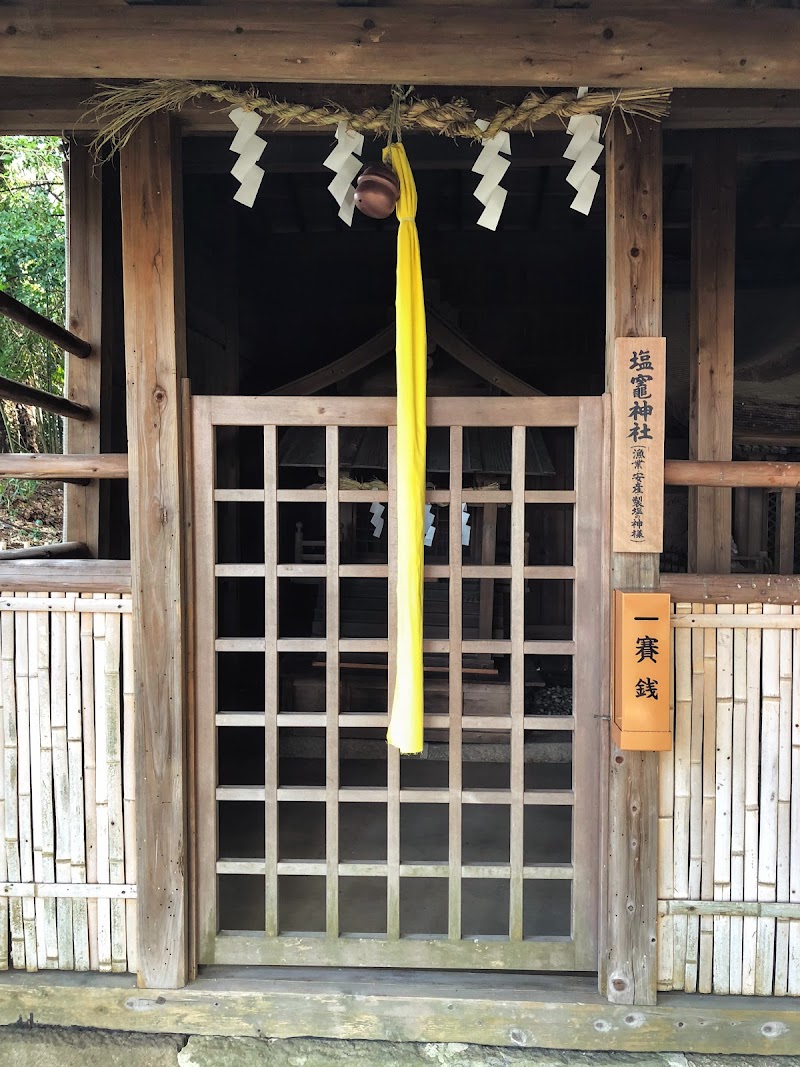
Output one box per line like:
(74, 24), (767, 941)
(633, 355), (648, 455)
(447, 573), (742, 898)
(666, 460), (800, 489)
(3, 5), (800, 87)
(0, 454), (128, 480)
(0, 374), (91, 421)
(0, 290), (91, 358)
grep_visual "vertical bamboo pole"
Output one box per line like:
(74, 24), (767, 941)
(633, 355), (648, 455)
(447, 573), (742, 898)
(1, 598), (18, 968)
(729, 603), (747, 994)
(0, 602), (7, 969)
(712, 619), (733, 993)
(448, 426), (464, 942)
(80, 594), (98, 969)
(122, 605), (137, 974)
(51, 591), (74, 969)
(756, 603), (780, 995)
(789, 603), (800, 995)
(742, 602), (762, 995)
(104, 600), (126, 972)
(698, 604), (717, 993)
(66, 598), (89, 970)
(93, 598), (111, 971)
(672, 603), (692, 989)
(774, 604), (793, 994)
(657, 604), (677, 990)
(15, 602), (36, 969)
(28, 605), (46, 968)
(685, 602), (704, 991)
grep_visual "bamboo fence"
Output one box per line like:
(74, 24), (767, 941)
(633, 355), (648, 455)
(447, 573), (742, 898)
(659, 601), (800, 995)
(0, 592), (136, 972)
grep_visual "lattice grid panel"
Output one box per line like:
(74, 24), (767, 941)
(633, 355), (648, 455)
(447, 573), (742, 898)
(193, 395), (604, 970)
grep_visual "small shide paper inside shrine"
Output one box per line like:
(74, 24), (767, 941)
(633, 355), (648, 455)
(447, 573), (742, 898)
(611, 336), (666, 554)
(612, 590), (671, 752)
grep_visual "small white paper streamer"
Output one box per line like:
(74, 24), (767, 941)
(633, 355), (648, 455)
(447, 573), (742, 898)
(323, 121), (365, 227)
(229, 107), (267, 208)
(564, 88), (603, 216)
(472, 119), (512, 231)
(461, 503), (471, 547)
(369, 502), (385, 539)
(424, 504), (436, 547)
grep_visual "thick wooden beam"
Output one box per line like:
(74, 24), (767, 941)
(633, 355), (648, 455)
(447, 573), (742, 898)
(64, 140), (103, 555)
(3, 971), (800, 1054)
(666, 460), (800, 489)
(0, 289), (91, 358)
(3, 5), (800, 87)
(4, 81), (800, 136)
(0, 374), (91, 421)
(0, 558), (131, 593)
(660, 573), (800, 605)
(0, 453), (127, 480)
(120, 113), (188, 989)
(688, 132), (736, 574)
(604, 113), (662, 1007)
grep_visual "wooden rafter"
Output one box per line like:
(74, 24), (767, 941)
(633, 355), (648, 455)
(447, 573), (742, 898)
(271, 307), (544, 397)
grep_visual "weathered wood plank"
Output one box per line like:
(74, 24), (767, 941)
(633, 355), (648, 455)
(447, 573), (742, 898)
(4, 6), (800, 87)
(671, 461), (799, 490)
(120, 114), (187, 989)
(64, 141), (103, 557)
(604, 113), (662, 1006)
(688, 133), (736, 574)
(0, 454), (128, 481)
(660, 574), (800, 605)
(2, 972), (800, 1054)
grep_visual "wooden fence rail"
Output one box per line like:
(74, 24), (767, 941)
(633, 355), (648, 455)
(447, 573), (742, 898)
(0, 591), (136, 973)
(659, 601), (800, 995)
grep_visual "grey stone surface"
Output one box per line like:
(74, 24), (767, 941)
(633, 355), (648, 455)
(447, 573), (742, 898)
(4, 1030), (800, 1067)
(178, 1037), (691, 1067)
(0, 1025), (183, 1067)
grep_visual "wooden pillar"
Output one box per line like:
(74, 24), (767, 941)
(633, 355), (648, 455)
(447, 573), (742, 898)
(64, 141), (102, 555)
(604, 114), (662, 1006)
(120, 114), (188, 989)
(688, 133), (736, 573)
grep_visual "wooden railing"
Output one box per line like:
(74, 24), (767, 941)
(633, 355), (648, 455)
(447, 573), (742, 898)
(658, 597), (800, 996)
(0, 564), (135, 973)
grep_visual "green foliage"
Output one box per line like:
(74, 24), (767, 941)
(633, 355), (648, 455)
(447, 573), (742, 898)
(0, 136), (66, 454)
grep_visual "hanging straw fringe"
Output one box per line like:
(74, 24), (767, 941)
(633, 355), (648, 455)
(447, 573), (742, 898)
(86, 80), (671, 156)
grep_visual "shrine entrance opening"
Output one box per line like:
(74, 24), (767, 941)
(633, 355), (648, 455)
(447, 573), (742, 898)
(192, 393), (607, 970)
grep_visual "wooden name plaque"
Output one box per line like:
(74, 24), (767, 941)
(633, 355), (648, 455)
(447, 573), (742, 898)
(612, 336), (666, 554)
(612, 590), (671, 751)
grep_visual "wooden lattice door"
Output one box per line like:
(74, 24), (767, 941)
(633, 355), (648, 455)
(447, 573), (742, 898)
(193, 395), (607, 969)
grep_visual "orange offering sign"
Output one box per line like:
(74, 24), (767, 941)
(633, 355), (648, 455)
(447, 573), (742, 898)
(612, 590), (671, 751)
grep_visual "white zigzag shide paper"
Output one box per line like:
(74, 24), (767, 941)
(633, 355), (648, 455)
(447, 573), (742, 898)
(228, 107), (267, 207)
(564, 88), (604, 216)
(323, 122), (365, 226)
(472, 118), (513, 231)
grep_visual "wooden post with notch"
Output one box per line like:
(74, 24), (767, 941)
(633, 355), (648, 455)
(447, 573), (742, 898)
(63, 141), (101, 556)
(120, 114), (187, 989)
(604, 113), (662, 1005)
(688, 132), (736, 574)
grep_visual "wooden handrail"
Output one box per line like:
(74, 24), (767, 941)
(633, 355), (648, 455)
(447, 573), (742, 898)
(665, 459), (800, 488)
(0, 453), (128, 480)
(0, 373), (91, 421)
(0, 289), (91, 358)
(0, 541), (89, 561)
(0, 559), (131, 593)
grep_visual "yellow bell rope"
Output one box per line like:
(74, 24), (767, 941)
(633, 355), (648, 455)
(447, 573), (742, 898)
(384, 142), (427, 754)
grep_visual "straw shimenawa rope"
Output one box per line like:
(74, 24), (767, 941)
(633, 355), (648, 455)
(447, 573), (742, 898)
(86, 80), (671, 155)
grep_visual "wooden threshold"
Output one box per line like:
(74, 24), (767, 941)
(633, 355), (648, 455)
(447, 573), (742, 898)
(1, 969), (800, 1054)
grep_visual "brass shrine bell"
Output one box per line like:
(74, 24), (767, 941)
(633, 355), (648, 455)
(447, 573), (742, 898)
(354, 163), (400, 219)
